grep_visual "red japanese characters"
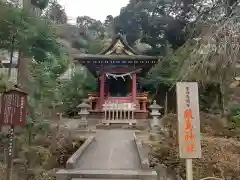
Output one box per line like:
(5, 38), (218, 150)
(177, 82), (201, 159)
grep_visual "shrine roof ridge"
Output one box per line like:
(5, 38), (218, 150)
(73, 33), (162, 61)
(100, 33), (138, 55)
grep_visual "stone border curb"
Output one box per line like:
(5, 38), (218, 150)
(56, 169), (157, 180)
(66, 136), (95, 169)
(133, 132), (150, 169)
(72, 129), (97, 135)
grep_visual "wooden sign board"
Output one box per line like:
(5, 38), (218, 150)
(0, 89), (27, 126)
(176, 82), (202, 159)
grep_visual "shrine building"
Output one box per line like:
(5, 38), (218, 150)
(74, 34), (159, 122)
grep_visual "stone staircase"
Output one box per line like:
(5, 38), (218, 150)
(95, 123), (147, 130)
(73, 179), (140, 180)
(56, 169), (157, 180)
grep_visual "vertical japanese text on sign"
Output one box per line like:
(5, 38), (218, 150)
(184, 87), (195, 153)
(176, 82), (201, 159)
(0, 89), (27, 126)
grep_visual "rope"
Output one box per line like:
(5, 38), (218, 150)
(105, 69), (141, 81)
(106, 72), (132, 81)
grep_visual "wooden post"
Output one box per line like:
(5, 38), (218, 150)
(186, 159), (193, 180)
(104, 103), (107, 121)
(132, 103), (134, 120)
(6, 126), (14, 180)
(116, 101), (119, 120)
(142, 100), (147, 112)
(132, 73), (136, 103)
(99, 73), (105, 110)
(164, 92), (168, 115)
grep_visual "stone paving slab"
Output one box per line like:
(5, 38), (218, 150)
(75, 130), (141, 170)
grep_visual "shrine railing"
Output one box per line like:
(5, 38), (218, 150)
(87, 92), (149, 112)
(102, 100), (136, 125)
(105, 96), (132, 103)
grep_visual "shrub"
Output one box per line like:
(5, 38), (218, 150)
(229, 104), (240, 127)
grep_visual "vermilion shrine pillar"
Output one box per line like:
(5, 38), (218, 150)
(99, 72), (105, 110)
(132, 73), (137, 103)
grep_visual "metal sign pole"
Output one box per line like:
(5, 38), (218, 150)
(186, 159), (193, 180)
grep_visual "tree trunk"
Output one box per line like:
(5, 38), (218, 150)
(8, 35), (15, 79)
(17, 50), (30, 90)
(218, 84), (225, 117)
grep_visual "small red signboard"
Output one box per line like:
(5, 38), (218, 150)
(0, 88), (27, 126)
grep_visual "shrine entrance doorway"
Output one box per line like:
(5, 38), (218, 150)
(107, 75), (131, 97)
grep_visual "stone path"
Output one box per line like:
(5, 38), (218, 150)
(75, 130), (141, 170)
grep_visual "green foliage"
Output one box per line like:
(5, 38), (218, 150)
(70, 15), (111, 53)
(0, 2), (97, 179)
(34, 171), (55, 180)
(86, 38), (105, 54)
(45, 1), (67, 24)
(0, 1), (61, 65)
(72, 38), (88, 50)
(29, 23), (61, 63)
(141, 44), (177, 90)
(0, 1), (72, 119)
(0, 75), (10, 93)
(229, 105), (240, 126)
(59, 70), (97, 116)
(31, 0), (49, 10)
(13, 123), (85, 179)
(114, 0), (187, 55)
(28, 53), (70, 117)
(0, 1), (27, 49)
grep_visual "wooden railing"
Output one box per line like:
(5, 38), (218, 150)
(102, 100), (136, 125)
(88, 92), (149, 112)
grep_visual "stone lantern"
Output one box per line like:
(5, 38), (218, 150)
(77, 102), (91, 129)
(149, 100), (163, 129)
(148, 100), (164, 141)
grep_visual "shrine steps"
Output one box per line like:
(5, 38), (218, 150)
(95, 118), (149, 130)
(88, 111), (149, 120)
(95, 123), (146, 130)
(71, 178), (140, 180)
